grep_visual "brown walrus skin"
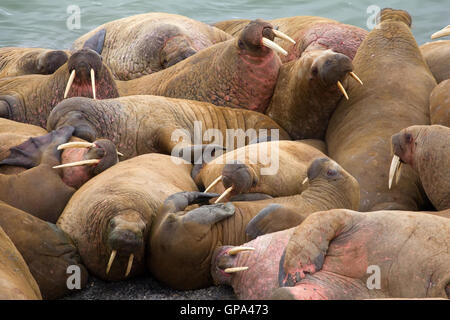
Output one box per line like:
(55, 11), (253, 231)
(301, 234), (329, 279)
(214, 16), (368, 62)
(429, 79), (450, 126)
(115, 19), (284, 113)
(0, 201), (88, 299)
(275, 209), (450, 300)
(325, 8), (435, 211)
(148, 158), (359, 290)
(420, 40), (450, 83)
(0, 225), (42, 300)
(46, 95), (290, 160)
(0, 126), (119, 222)
(0, 47), (69, 78)
(390, 125), (450, 211)
(72, 12), (232, 80)
(57, 153), (199, 282)
(0, 48), (118, 128)
(195, 140), (327, 200)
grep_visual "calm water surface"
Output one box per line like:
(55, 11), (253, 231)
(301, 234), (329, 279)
(0, 0), (448, 49)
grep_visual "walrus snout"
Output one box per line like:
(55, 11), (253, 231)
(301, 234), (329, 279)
(316, 52), (353, 86)
(161, 35), (197, 69)
(67, 49), (103, 76)
(37, 50), (68, 74)
(391, 131), (414, 165)
(0, 99), (11, 119)
(222, 160), (258, 196)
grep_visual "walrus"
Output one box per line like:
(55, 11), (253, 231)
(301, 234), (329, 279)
(0, 46), (118, 128)
(115, 19), (292, 113)
(0, 201), (88, 299)
(420, 40), (450, 83)
(72, 12), (232, 80)
(0, 47), (69, 78)
(148, 157), (359, 290)
(429, 79), (450, 126)
(275, 208), (450, 299)
(0, 126), (119, 222)
(46, 95), (290, 160)
(389, 125), (450, 211)
(325, 8), (435, 211)
(211, 209), (450, 300)
(213, 16), (368, 62)
(194, 140), (327, 200)
(56, 153), (199, 281)
(0, 225), (42, 300)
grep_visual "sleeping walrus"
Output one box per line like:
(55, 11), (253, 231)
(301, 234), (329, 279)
(429, 79), (450, 126)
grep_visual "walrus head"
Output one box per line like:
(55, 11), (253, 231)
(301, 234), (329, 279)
(219, 160), (259, 196)
(379, 8), (412, 27)
(211, 245), (255, 286)
(19, 49), (69, 75)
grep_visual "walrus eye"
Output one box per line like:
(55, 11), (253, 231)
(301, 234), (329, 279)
(405, 133), (413, 144)
(326, 169), (337, 177)
(311, 66), (318, 77)
(238, 40), (245, 49)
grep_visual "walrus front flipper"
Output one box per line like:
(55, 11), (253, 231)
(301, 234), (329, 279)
(83, 29), (106, 54)
(182, 202), (235, 225)
(162, 191), (220, 213)
(0, 126), (74, 169)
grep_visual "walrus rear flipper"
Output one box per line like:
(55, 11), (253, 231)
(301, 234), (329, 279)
(0, 126), (74, 168)
(83, 29), (106, 55)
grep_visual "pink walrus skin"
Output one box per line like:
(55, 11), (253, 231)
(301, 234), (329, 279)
(211, 209), (450, 300)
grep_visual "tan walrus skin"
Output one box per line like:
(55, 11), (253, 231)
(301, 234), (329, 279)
(420, 40), (450, 84)
(57, 153), (200, 282)
(0, 126), (119, 222)
(194, 140), (327, 200)
(0, 225), (42, 300)
(46, 95), (290, 161)
(325, 9), (436, 211)
(148, 158), (359, 290)
(0, 47), (69, 78)
(390, 125), (450, 211)
(214, 16), (367, 62)
(0, 201), (88, 299)
(72, 12), (232, 80)
(0, 47), (118, 128)
(429, 79), (450, 126)
(210, 209), (450, 300)
(115, 20), (286, 114)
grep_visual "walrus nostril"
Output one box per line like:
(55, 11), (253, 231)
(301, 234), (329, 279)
(222, 161), (255, 194)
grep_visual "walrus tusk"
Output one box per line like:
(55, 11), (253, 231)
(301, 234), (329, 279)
(262, 37), (288, 56)
(388, 155), (401, 189)
(64, 69), (76, 99)
(125, 254), (134, 277)
(214, 186), (233, 203)
(117, 151), (124, 157)
(431, 25), (450, 39)
(302, 177), (309, 185)
(106, 250), (117, 275)
(395, 162), (402, 185)
(57, 142), (95, 150)
(224, 266), (249, 274)
(272, 29), (296, 44)
(349, 72), (363, 86)
(90, 68), (96, 100)
(53, 159), (100, 169)
(204, 175), (222, 193)
(337, 81), (349, 100)
(228, 246), (255, 255)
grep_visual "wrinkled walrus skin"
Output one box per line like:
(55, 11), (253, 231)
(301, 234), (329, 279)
(72, 12), (232, 80)
(276, 209), (450, 300)
(0, 48), (118, 128)
(429, 79), (450, 126)
(46, 95), (290, 160)
(115, 20), (283, 113)
(325, 9), (436, 211)
(0, 225), (42, 300)
(0, 47), (69, 78)
(148, 158), (359, 290)
(195, 140), (326, 199)
(420, 40), (450, 83)
(0, 201), (88, 299)
(57, 153), (198, 281)
(214, 16), (368, 62)
(391, 125), (450, 211)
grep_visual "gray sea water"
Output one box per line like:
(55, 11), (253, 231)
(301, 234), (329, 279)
(0, 0), (448, 49)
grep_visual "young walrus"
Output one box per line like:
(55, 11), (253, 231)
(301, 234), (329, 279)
(211, 209), (450, 300)
(0, 225), (42, 300)
(148, 158), (359, 290)
(389, 125), (450, 211)
(56, 153), (200, 282)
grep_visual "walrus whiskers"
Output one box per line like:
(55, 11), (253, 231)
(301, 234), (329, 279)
(90, 68), (96, 100)
(228, 246), (255, 255)
(349, 72), (363, 85)
(431, 25), (450, 39)
(204, 175), (222, 193)
(125, 254), (134, 277)
(337, 81), (349, 100)
(64, 69), (76, 99)
(262, 37), (288, 56)
(53, 159), (100, 169)
(106, 250), (117, 274)
(388, 155), (401, 189)
(272, 29), (296, 44)
(214, 186), (233, 203)
(224, 266), (249, 274)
